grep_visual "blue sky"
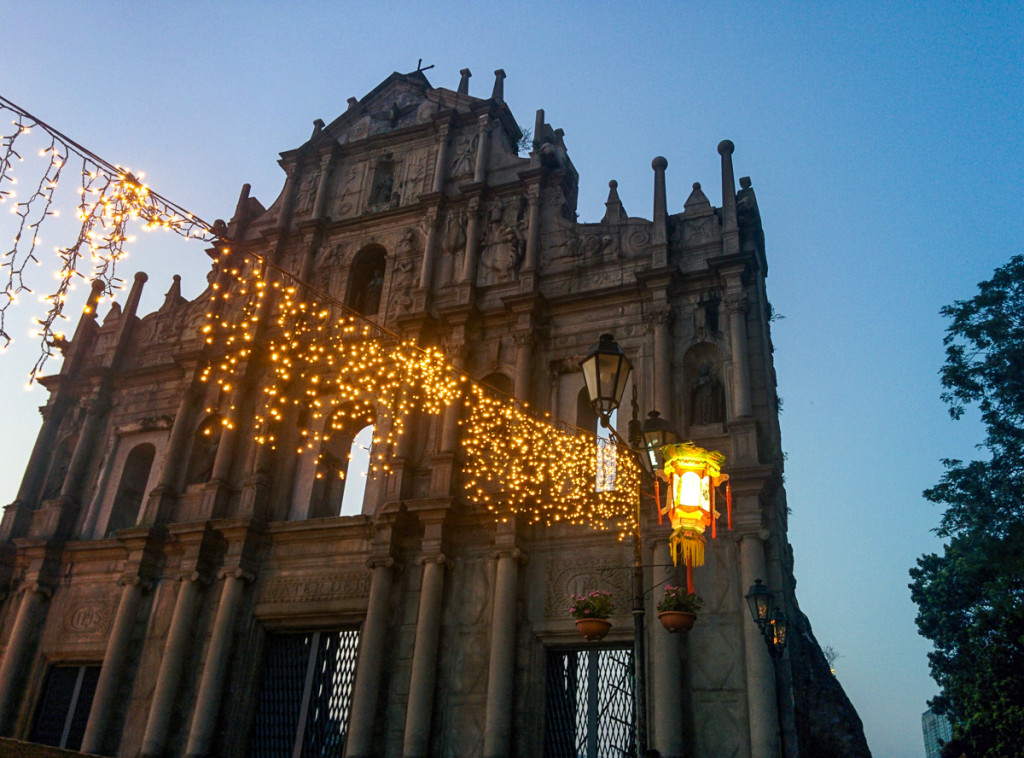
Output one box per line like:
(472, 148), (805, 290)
(2, 2), (1022, 755)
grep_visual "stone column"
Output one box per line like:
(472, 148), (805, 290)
(440, 346), (467, 454)
(312, 152), (334, 220)
(473, 115), (491, 184)
(651, 157), (668, 268)
(0, 583), (51, 732)
(184, 569), (252, 758)
(142, 378), (203, 524)
(139, 574), (205, 757)
(80, 577), (148, 754)
(513, 332), (533, 404)
(482, 547), (521, 758)
(431, 126), (451, 195)
(718, 140), (739, 255)
(652, 308), (672, 418)
(58, 392), (111, 503)
(460, 199), (482, 284)
(402, 554), (447, 758)
(418, 210), (441, 291)
(740, 532), (778, 758)
(649, 540), (685, 757)
(345, 557), (396, 758)
(726, 293), (752, 418)
(521, 188), (541, 272)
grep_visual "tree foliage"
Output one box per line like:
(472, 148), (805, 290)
(910, 255), (1024, 757)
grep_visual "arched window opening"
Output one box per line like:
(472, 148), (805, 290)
(577, 386), (618, 492)
(107, 443), (155, 535)
(185, 415), (222, 486)
(345, 246), (387, 317)
(311, 406), (375, 518)
(482, 372), (514, 399)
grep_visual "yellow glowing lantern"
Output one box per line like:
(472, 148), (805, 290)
(658, 442), (730, 573)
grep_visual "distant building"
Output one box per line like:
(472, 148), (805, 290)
(0, 67), (870, 757)
(923, 708), (953, 758)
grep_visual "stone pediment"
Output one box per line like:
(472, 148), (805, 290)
(327, 71), (435, 145)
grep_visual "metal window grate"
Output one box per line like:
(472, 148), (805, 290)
(250, 629), (360, 758)
(544, 648), (635, 758)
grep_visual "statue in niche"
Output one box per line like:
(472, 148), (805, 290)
(479, 222), (525, 285)
(691, 364), (725, 425)
(371, 173), (393, 206)
(353, 268), (384, 317)
(450, 133), (478, 177)
(333, 163), (362, 217)
(296, 168), (320, 213)
(441, 211), (467, 286)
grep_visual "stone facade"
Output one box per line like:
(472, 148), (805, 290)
(0, 68), (869, 757)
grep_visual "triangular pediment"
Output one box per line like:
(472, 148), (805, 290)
(324, 71), (436, 146)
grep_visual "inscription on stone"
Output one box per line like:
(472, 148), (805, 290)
(61, 594), (116, 638)
(544, 557), (630, 618)
(260, 570), (371, 604)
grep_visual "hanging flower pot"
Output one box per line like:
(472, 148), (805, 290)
(657, 610), (696, 633)
(569, 591), (615, 641)
(655, 585), (703, 633)
(575, 617), (612, 641)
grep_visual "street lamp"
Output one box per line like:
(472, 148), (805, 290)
(745, 579), (790, 757)
(579, 334), (678, 758)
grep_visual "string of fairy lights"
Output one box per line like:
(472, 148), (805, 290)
(0, 94), (642, 537)
(0, 95), (214, 377)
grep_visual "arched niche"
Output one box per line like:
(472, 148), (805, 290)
(683, 342), (728, 432)
(105, 443), (155, 534)
(345, 245), (387, 317)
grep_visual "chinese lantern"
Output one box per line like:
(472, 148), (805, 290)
(658, 442), (730, 570)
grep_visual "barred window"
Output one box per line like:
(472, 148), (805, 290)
(545, 648), (635, 758)
(250, 629), (360, 758)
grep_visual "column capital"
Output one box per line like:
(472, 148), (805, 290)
(725, 292), (749, 314)
(491, 546), (527, 564)
(417, 553), (449, 568)
(117, 574), (154, 592)
(367, 555), (399, 571)
(219, 567), (256, 582)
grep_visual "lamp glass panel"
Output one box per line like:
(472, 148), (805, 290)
(677, 471), (701, 507)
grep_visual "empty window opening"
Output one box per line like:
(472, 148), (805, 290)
(106, 442), (155, 535)
(29, 664), (101, 751)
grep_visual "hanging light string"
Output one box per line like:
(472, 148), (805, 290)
(0, 94), (642, 536)
(0, 94), (213, 376)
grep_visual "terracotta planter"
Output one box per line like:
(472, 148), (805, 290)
(575, 617), (612, 641)
(658, 610), (697, 633)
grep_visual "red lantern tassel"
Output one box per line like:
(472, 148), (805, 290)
(711, 484), (717, 540)
(686, 560), (695, 595)
(656, 477), (662, 525)
(727, 481), (733, 530)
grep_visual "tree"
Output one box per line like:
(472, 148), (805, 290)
(909, 254), (1024, 757)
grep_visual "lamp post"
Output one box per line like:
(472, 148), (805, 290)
(579, 334), (679, 758)
(745, 579), (790, 757)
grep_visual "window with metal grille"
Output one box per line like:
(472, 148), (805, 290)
(29, 664), (101, 751)
(250, 629), (360, 758)
(544, 648), (635, 758)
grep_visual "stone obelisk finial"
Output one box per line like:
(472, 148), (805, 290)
(458, 68), (472, 95)
(492, 69), (506, 101)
